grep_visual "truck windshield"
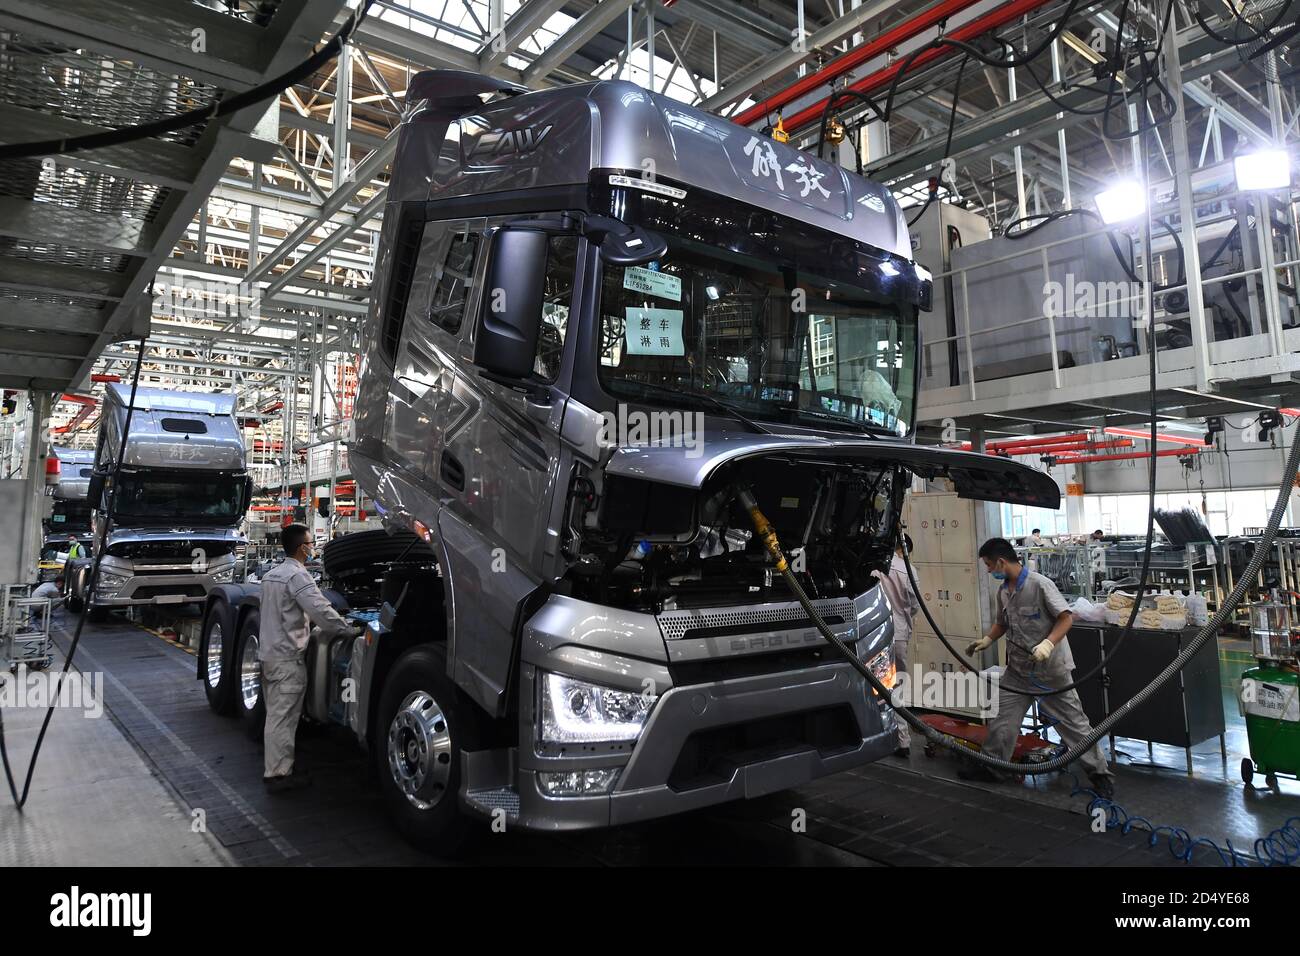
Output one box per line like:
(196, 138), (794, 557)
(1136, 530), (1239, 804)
(111, 472), (244, 523)
(592, 185), (918, 436)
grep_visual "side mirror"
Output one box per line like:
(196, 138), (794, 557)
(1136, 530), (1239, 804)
(244, 475), (255, 513)
(473, 227), (549, 379)
(86, 470), (107, 509)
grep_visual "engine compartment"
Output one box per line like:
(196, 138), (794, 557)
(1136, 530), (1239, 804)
(559, 454), (902, 613)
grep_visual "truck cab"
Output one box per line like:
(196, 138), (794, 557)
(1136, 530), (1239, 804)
(67, 385), (252, 617)
(200, 70), (1057, 850)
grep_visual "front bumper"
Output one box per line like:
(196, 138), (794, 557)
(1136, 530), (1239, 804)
(93, 572), (225, 607)
(461, 592), (897, 831)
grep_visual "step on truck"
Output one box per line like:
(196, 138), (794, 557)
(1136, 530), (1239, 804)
(199, 70), (1058, 850)
(67, 384), (253, 619)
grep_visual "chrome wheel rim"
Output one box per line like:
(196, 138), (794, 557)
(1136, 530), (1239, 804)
(205, 622), (223, 688)
(387, 690), (452, 810)
(239, 632), (260, 710)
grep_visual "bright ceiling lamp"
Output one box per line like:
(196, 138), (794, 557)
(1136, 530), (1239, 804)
(1095, 180), (1146, 224)
(1234, 148), (1292, 191)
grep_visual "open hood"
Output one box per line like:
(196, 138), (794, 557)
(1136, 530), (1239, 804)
(604, 433), (1060, 509)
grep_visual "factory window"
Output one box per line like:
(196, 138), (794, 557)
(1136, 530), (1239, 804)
(160, 418), (207, 434)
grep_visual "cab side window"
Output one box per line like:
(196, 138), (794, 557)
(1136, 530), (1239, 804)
(429, 231), (480, 333)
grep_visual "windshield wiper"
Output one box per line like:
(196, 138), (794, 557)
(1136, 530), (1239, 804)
(622, 381), (771, 435)
(777, 405), (878, 436)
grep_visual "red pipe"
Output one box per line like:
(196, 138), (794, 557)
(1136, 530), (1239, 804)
(1103, 426), (1208, 447)
(1025, 439), (1134, 455)
(91, 373), (121, 383)
(733, 0), (983, 127)
(781, 0), (1057, 133)
(1054, 448), (1203, 465)
(988, 432), (1092, 451)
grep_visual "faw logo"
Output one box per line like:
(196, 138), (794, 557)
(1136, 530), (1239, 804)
(466, 123), (554, 161)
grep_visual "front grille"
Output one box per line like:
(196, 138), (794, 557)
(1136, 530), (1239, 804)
(668, 645), (846, 685)
(667, 706), (861, 792)
(657, 598), (856, 641)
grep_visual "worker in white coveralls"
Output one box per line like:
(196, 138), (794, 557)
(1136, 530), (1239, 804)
(873, 533), (918, 758)
(259, 523), (360, 792)
(959, 537), (1115, 799)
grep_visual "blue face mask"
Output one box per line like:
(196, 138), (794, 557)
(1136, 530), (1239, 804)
(990, 569), (1008, 581)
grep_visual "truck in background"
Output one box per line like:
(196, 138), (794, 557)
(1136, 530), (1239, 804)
(39, 445), (96, 581)
(66, 384), (253, 620)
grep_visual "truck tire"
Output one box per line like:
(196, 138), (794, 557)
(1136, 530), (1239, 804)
(64, 566), (85, 614)
(375, 644), (481, 854)
(235, 611), (266, 740)
(200, 605), (237, 715)
(322, 529), (435, 603)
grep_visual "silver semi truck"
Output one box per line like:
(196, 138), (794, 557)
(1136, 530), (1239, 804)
(41, 445), (96, 578)
(199, 70), (1057, 850)
(67, 384), (252, 619)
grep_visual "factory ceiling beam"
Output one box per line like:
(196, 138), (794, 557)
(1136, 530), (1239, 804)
(699, 0), (908, 113)
(523, 0), (638, 85)
(246, 133), (396, 285)
(264, 188), (388, 299)
(478, 0), (568, 74)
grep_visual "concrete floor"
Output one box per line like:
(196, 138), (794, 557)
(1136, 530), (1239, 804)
(2, 609), (1297, 867)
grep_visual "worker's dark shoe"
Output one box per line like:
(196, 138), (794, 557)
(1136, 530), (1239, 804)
(263, 771), (311, 793)
(893, 747), (911, 759)
(957, 764), (999, 783)
(1088, 774), (1115, 799)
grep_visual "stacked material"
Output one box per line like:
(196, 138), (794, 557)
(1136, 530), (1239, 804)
(1102, 591), (1188, 629)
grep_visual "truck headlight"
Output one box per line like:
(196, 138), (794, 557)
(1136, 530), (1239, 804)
(210, 565), (235, 583)
(95, 569), (129, 591)
(540, 672), (656, 744)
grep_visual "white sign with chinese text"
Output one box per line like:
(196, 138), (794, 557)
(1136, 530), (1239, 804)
(625, 307), (685, 356)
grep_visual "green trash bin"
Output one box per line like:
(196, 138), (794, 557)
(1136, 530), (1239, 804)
(1240, 664), (1300, 790)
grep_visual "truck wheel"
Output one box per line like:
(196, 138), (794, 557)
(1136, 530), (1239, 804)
(64, 568), (85, 614)
(235, 611), (265, 740)
(1241, 757), (1254, 786)
(375, 644), (481, 854)
(200, 606), (237, 715)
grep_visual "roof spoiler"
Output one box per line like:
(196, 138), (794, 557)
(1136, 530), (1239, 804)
(406, 69), (527, 118)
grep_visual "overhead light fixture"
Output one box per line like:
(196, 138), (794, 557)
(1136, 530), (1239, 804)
(705, 285), (720, 300)
(1234, 148), (1291, 191)
(1095, 181), (1146, 224)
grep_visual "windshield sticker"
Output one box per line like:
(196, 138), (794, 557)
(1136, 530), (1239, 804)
(625, 307), (685, 356)
(623, 267), (681, 302)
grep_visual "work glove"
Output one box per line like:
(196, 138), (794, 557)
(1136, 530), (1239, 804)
(966, 635), (993, 657)
(1032, 639), (1056, 663)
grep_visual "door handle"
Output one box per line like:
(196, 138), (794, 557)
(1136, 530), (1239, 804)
(440, 451), (465, 491)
